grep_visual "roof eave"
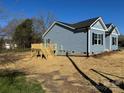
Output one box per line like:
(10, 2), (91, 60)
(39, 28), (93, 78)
(42, 21), (75, 38)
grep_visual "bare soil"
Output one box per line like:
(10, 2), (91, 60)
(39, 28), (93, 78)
(0, 51), (124, 93)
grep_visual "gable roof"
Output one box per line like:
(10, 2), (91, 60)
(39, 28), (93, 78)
(105, 24), (120, 36)
(58, 17), (99, 29)
(70, 17), (99, 29)
(43, 17), (102, 37)
(43, 17), (119, 37)
(105, 26), (115, 36)
(106, 23), (112, 28)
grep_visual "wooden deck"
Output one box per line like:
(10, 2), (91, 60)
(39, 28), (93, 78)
(31, 43), (55, 58)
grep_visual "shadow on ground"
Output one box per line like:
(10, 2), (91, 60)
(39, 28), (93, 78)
(91, 51), (120, 58)
(91, 69), (124, 90)
(94, 70), (124, 80)
(0, 53), (24, 65)
(67, 55), (112, 93)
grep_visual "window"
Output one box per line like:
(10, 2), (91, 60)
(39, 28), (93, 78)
(92, 33), (103, 45)
(46, 39), (51, 44)
(112, 37), (117, 45)
(72, 51), (75, 53)
(47, 39), (50, 43)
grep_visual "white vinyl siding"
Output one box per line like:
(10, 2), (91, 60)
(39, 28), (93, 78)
(92, 21), (105, 30)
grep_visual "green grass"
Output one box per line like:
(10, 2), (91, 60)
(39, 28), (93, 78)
(0, 73), (45, 93)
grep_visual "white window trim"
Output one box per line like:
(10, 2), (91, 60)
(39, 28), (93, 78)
(90, 27), (107, 31)
(111, 33), (118, 35)
(93, 33), (103, 45)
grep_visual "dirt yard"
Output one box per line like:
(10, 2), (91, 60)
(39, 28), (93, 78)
(0, 51), (124, 93)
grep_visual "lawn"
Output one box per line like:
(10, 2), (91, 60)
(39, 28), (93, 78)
(0, 70), (45, 93)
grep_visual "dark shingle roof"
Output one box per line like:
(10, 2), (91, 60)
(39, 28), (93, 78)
(55, 22), (87, 33)
(57, 21), (72, 27)
(70, 17), (99, 29)
(106, 23), (112, 28)
(105, 26), (116, 36)
(58, 17), (100, 29)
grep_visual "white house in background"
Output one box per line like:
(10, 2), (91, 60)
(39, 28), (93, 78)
(4, 39), (17, 49)
(42, 17), (120, 56)
(0, 32), (17, 49)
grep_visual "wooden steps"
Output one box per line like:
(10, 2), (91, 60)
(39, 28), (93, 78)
(31, 43), (54, 59)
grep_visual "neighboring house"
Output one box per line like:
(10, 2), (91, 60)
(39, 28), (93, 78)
(4, 38), (17, 49)
(0, 32), (17, 49)
(42, 17), (120, 56)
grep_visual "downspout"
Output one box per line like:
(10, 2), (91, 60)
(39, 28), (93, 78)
(86, 27), (89, 57)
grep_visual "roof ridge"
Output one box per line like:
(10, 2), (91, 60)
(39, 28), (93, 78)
(56, 17), (107, 29)
(72, 17), (100, 25)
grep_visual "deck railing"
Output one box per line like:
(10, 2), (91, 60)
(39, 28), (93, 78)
(31, 43), (55, 57)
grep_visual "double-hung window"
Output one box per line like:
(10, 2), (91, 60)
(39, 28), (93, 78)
(112, 37), (116, 45)
(92, 33), (103, 45)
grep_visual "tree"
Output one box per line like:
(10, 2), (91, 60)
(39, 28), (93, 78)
(2, 19), (25, 37)
(119, 35), (124, 47)
(13, 19), (42, 48)
(32, 12), (56, 36)
(13, 19), (33, 48)
(0, 38), (4, 50)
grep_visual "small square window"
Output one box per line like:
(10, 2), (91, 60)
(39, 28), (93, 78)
(72, 51), (75, 53)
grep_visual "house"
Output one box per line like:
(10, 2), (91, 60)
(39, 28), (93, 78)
(0, 32), (17, 49)
(4, 38), (17, 49)
(42, 17), (120, 56)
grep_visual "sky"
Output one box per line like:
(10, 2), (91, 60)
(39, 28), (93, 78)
(0, 0), (124, 34)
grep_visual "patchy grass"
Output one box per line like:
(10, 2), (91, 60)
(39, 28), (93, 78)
(0, 69), (45, 93)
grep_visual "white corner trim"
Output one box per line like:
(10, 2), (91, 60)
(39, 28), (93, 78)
(88, 29), (90, 54)
(42, 21), (75, 37)
(110, 35), (111, 50)
(104, 33), (105, 51)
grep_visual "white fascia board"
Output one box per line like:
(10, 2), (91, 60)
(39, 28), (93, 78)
(110, 27), (120, 36)
(115, 27), (120, 35)
(90, 17), (100, 27)
(42, 21), (75, 38)
(56, 21), (75, 29)
(42, 21), (56, 38)
(90, 17), (108, 30)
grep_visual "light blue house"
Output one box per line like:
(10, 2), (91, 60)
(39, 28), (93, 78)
(105, 24), (120, 51)
(42, 17), (120, 56)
